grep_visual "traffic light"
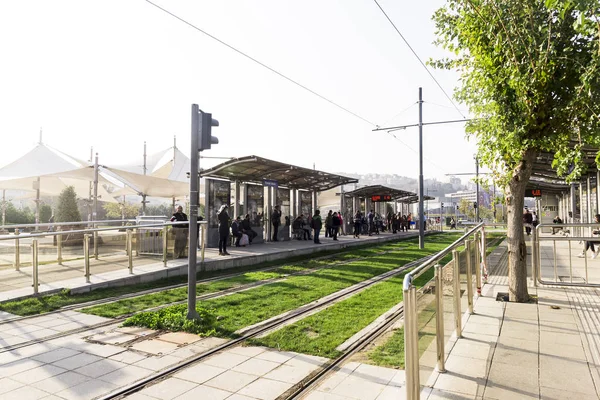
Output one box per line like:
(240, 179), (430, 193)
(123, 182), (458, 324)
(199, 111), (219, 151)
(456, 205), (459, 210)
(441, 202), (444, 208)
(473, 202), (478, 209)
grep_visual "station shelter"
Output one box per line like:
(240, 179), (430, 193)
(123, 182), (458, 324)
(199, 156), (358, 247)
(341, 185), (434, 230)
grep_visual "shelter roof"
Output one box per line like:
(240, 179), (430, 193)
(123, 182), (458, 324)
(343, 185), (418, 202)
(113, 146), (190, 183)
(0, 143), (89, 180)
(525, 178), (571, 196)
(532, 145), (599, 182)
(200, 156), (358, 191)
(102, 167), (189, 198)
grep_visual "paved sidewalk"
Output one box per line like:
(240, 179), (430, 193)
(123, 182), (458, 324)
(423, 237), (600, 399)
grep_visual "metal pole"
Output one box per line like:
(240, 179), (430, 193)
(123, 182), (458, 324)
(466, 240), (474, 314)
(452, 250), (462, 338)
(163, 225), (168, 267)
(142, 141), (147, 216)
(187, 104), (201, 320)
(127, 229), (133, 274)
(32, 239), (39, 295)
(434, 264), (446, 373)
(475, 157), (480, 222)
(404, 286), (420, 400)
(35, 177), (40, 227)
(1, 189), (5, 227)
(418, 87), (424, 249)
(475, 232), (482, 296)
(531, 226), (537, 286)
(440, 201), (443, 232)
(84, 234), (91, 283)
(14, 229), (20, 271)
(93, 153), (99, 259)
(596, 171), (600, 216)
(57, 230), (63, 265)
(200, 224), (206, 265)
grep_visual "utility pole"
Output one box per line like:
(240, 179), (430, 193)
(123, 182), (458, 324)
(475, 156), (480, 222)
(418, 88), (424, 249)
(142, 142), (147, 215)
(373, 88), (471, 249)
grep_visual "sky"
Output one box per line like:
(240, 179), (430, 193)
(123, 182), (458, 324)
(0, 0), (482, 184)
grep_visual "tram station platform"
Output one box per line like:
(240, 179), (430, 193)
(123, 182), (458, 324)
(0, 229), (422, 302)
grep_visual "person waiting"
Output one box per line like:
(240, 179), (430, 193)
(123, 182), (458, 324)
(271, 205), (282, 242)
(170, 205), (188, 258)
(231, 216), (243, 247)
(552, 216), (563, 235)
(353, 211), (362, 239)
(332, 212), (341, 241)
(217, 205), (230, 256)
(292, 216), (308, 240)
(312, 210), (322, 244)
(578, 214), (600, 259)
(300, 214), (312, 239)
(450, 217), (457, 229)
(242, 214), (258, 244)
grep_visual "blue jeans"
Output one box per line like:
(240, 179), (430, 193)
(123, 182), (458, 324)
(314, 228), (321, 243)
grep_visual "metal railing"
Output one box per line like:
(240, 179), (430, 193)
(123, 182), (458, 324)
(0, 219), (136, 232)
(533, 222), (600, 287)
(403, 223), (489, 400)
(0, 220), (207, 297)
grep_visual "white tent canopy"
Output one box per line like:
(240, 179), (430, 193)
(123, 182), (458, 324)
(0, 143), (89, 180)
(103, 167), (189, 198)
(113, 145), (190, 183)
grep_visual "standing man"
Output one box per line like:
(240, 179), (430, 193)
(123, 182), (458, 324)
(312, 210), (322, 244)
(367, 210), (375, 236)
(170, 205), (188, 259)
(523, 207), (533, 236)
(271, 205), (282, 242)
(218, 205), (230, 255)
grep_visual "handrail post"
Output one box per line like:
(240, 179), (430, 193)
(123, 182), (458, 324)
(481, 227), (488, 283)
(475, 232), (482, 297)
(200, 224), (206, 268)
(84, 234), (91, 283)
(32, 239), (39, 295)
(163, 225), (168, 267)
(93, 231), (98, 260)
(404, 285), (420, 400)
(57, 231), (63, 265)
(434, 263), (446, 373)
(531, 226), (538, 286)
(14, 228), (20, 271)
(452, 249), (462, 338)
(466, 239), (474, 314)
(127, 229), (133, 274)
(134, 228), (139, 256)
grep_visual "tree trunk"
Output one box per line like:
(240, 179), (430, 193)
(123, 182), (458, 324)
(505, 148), (537, 302)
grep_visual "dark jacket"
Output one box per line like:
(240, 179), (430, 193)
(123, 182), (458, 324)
(242, 218), (252, 231)
(312, 214), (322, 230)
(332, 215), (341, 227)
(231, 220), (241, 235)
(170, 212), (188, 229)
(218, 210), (230, 235)
(271, 209), (282, 226)
(292, 219), (302, 230)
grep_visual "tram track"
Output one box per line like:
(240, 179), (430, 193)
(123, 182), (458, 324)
(96, 255), (432, 400)
(0, 243), (422, 354)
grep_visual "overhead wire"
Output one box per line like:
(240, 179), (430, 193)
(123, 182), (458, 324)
(385, 131), (448, 176)
(145, 0), (376, 126)
(373, 0), (467, 120)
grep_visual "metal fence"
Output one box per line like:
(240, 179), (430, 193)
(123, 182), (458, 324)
(402, 223), (489, 400)
(532, 222), (600, 287)
(0, 220), (207, 296)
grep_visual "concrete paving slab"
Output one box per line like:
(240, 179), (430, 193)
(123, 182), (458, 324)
(155, 331), (202, 345)
(171, 384), (231, 400)
(129, 338), (180, 355)
(329, 374), (387, 400)
(10, 364), (67, 384)
(97, 364), (153, 386)
(140, 377), (197, 400)
(172, 363), (226, 384)
(232, 357), (281, 376)
(204, 369), (259, 392)
(203, 351), (250, 370)
(30, 371), (91, 394)
(133, 354), (181, 371)
(52, 353), (103, 370)
(55, 378), (118, 400)
(0, 385), (49, 400)
(0, 377), (25, 395)
(30, 347), (81, 364)
(238, 377), (294, 400)
(75, 359), (128, 378)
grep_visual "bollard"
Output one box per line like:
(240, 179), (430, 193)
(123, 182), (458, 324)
(32, 239), (39, 295)
(57, 232), (63, 265)
(452, 249), (462, 338)
(127, 230), (133, 274)
(163, 225), (168, 267)
(474, 232), (482, 297)
(200, 225), (206, 267)
(466, 240), (474, 314)
(84, 234), (91, 283)
(404, 285), (420, 400)
(14, 228), (20, 271)
(434, 264), (446, 373)
(93, 231), (98, 260)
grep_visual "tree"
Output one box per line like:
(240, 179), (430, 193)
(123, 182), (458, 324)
(39, 204), (53, 224)
(56, 186), (82, 222)
(5, 203), (35, 224)
(103, 202), (140, 219)
(432, 0), (600, 301)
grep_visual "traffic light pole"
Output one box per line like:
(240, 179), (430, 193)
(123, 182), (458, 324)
(418, 88), (424, 249)
(187, 104), (201, 320)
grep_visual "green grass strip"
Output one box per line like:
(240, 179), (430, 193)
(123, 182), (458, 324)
(123, 234), (464, 338)
(0, 237), (414, 316)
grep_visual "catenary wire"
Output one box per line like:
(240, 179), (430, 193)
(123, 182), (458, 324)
(385, 131), (448, 175)
(145, 0), (376, 126)
(373, 0), (467, 120)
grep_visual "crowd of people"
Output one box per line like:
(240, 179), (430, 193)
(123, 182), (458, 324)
(169, 204), (428, 257)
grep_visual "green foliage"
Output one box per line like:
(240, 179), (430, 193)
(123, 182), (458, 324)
(103, 202), (140, 219)
(123, 304), (218, 336)
(4, 202), (35, 224)
(39, 204), (52, 223)
(432, 0), (600, 183)
(56, 186), (81, 222)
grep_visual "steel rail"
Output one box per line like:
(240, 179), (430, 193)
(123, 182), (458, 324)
(97, 256), (432, 400)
